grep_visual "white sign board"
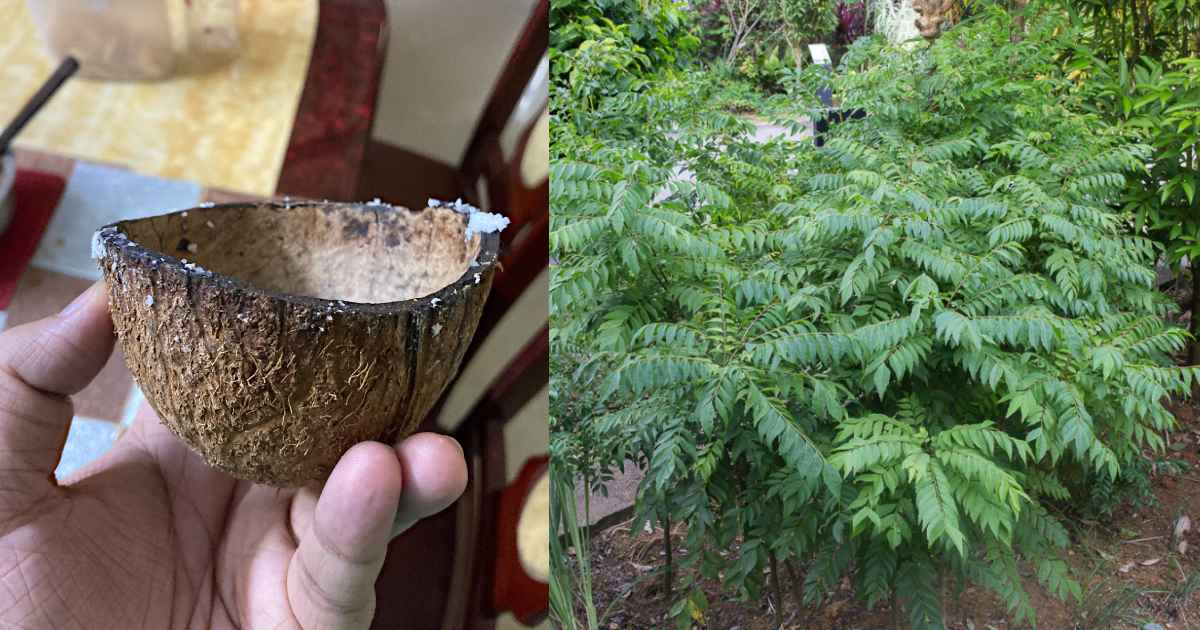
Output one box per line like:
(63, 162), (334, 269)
(809, 44), (832, 67)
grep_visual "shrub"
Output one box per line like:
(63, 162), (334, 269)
(1052, 0), (1200, 358)
(549, 457), (604, 630)
(1065, 51), (1200, 360)
(1055, 0), (1199, 62)
(550, 0), (699, 72)
(551, 6), (1197, 628)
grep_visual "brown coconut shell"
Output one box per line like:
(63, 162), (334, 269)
(93, 200), (500, 486)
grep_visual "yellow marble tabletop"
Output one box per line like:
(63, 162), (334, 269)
(0, 0), (317, 196)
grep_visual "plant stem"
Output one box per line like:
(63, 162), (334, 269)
(1011, 0), (1029, 43)
(785, 559), (805, 610)
(583, 471), (592, 540)
(1191, 262), (1200, 366)
(663, 511), (674, 600)
(940, 566), (948, 624)
(769, 551), (785, 626)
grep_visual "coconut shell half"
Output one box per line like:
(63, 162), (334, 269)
(93, 200), (500, 486)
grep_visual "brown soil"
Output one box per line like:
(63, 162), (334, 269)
(583, 401), (1200, 629)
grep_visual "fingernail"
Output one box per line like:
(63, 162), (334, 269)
(60, 282), (102, 318)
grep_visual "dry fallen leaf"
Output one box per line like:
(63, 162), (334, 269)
(1175, 515), (1191, 538)
(824, 600), (846, 618)
(1119, 562), (1136, 573)
(1140, 558), (1162, 566)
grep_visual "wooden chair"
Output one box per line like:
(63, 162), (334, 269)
(277, 0), (390, 201)
(365, 2), (549, 628)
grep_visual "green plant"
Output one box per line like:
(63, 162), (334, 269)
(552, 20), (652, 114)
(551, 6), (1197, 628)
(870, 0), (924, 42)
(551, 0), (700, 71)
(1081, 452), (1187, 517)
(1066, 52), (1200, 360)
(1077, 574), (1150, 629)
(549, 460), (603, 630)
(1053, 0), (1200, 361)
(1056, 0), (1199, 62)
(549, 0), (702, 156)
(707, 70), (766, 112)
(737, 48), (792, 93)
(773, 0), (841, 64)
(1165, 566), (1200, 614)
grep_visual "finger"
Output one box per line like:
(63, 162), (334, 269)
(289, 434), (466, 549)
(287, 441), (401, 629)
(288, 482), (320, 545)
(0, 281), (113, 479)
(391, 433), (468, 537)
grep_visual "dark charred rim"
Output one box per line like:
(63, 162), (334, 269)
(96, 200), (501, 316)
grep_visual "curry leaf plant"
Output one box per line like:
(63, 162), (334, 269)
(551, 6), (1197, 628)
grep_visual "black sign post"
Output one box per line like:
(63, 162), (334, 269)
(810, 44), (866, 147)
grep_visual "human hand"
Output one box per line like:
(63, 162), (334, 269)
(0, 281), (468, 629)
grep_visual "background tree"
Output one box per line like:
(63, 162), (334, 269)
(550, 0), (699, 71)
(771, 0), (841, 65)
(720, 0), (769, 64)
(1055, 0), (1200, 360)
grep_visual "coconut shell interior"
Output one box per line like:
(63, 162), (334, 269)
(119, 203), (481, 303)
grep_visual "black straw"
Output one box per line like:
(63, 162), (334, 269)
(0, 56), (79, 155)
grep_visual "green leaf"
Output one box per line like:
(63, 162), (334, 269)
(873, 364), (892, 398)
(745, 380), (840, 495)
(934, 311), (982, 351)
(914, 460), (966, 555)
(897, 557), (944, 630)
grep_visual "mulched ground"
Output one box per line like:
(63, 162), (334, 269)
(578, 399), (1200, 629)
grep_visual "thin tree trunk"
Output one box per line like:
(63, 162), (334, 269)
(1116, 1), (1125, 56)
(726, 31), (742, 64)
(582, 471), (592, 540)
(1190, 261), (1200, 366)
(1011, 0), (1029, 42)
(1129, 0), (1141, 58)
(1189, 15), (1196, 59)
(768, 551), (785, 626)
(785, 34), (805, 68)
(939, 567), (948, 625)
(784, 559), (805, 611)
(662, 512), (674, 600)
(724, 2), (764, 65)
(1144, 0), (1155, 57)
(725, 3), (747, 65)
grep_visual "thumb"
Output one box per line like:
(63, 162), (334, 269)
(0, 281), (114, 482)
